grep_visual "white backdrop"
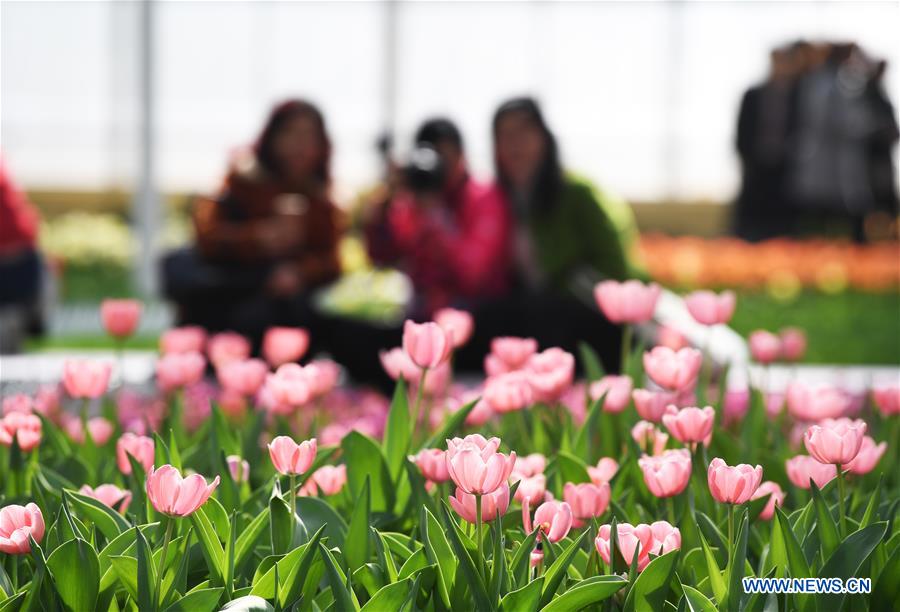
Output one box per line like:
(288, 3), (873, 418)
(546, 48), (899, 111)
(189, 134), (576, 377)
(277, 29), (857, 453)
(2, 0), (898, 203)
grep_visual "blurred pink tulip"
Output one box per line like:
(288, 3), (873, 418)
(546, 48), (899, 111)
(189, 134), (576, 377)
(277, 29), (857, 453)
(116, 433), (155, 475)
(513, 474), (548, 506)
(33, 386), (61, 418)
(632, 388), (676, 423)
(63, 360), (112, 399)
(3, 394), (32, 415)
(160, 326), (207, 354)
(464, 396), (494, 427)
(765, 391), (785, 418)
(262, 327), (309, 367)
(513, 453), (547, 478)
(264, 364), (313, 409)
(779, 327), (807, 362)
(445, 435), (516, 495)
(306, 359), (341, 398)
(563, 481), (610, 527)
(449, 483), (509, 524)
(842, 436), (887, 475)
(631, 421), (669, 455)
(156, 352), (206, 393)
(207, 332), (251, 368)
(589, 375), (633, 413)
(64, 416), (114, 446)
(300, 465), (347, 496)
(217, 358), (268, 397)
(657, 325), (690, 351)
(409, 448), (450, 483)
(403, 320), (453, 369)
(524, 499), (573, 543)
(786, 382), (848, 422)
(226, 455), (251, 483)
(803, 418), (867, 465)
(527, 348), (575, 403)
(593, 280), (660, 324)
(101, 299), (142, 339)
(749, 331), (781, 364)
(0, 503), (45, 554)
(638, 449), (692, 498)
(662, 405), (715, 446)
(643, 347), (702, 392)
(723, 387), (750, 425)
(146, 464), (219, 517)
(486, 337), (538, 375)
(0, 412), (42, 451)
(751, 481), (784, 520)
(484, 371), (533, 413)
(707, 457), (763, 504)
(80, 484), (132, 513)
(268, 436), (317, 475)
(684, 290), (736, 326)
(588, 457), (619, 485)
(785, 455), (837, 489)
(434, 308), (474, 348)
(872, 385), (900, 417)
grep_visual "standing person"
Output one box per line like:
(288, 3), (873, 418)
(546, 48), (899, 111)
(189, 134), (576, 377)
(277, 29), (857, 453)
(163, 99), (342, 350)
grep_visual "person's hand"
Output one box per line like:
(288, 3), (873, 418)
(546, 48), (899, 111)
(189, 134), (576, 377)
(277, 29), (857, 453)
(266, 264), (303, 297)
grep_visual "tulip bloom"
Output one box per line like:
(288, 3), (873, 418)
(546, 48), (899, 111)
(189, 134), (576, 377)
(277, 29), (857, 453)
(63, 359), (112, 399)
(160, 326), (206, 354)
(526, 348), (575, 403)
(593, 280), (660, 324)
(786, 382), (848, 422)
(116, 433), (155, 475)
(264, 364), (314, 410)
(0, 412), (42, 451)
(207, 332), (251, 368)
(217, 358), (268, 397)
(0, 503), (45, 554)
(434, 308), (474, 348)
(449, 483), (510, 524)
(563, 482), (610, 527)
(662, 405), (715, 447)
(643, 347), (702, 392)
(300, 465), (347, 496)
(749, 331), (781, 364)
(723, 387), (750, 426)
(638, 449), (692, 498)
(684, 290), (736, 326)
(631, 421), (669, 456)
(226, 455), (251, 483)
(872, 385), (900, 417)
(484, 371), (534, 413)
(268, 436), (317, 476)
(523, 499), (573, 543)
(595, 521), (680, 572)
(64, 416), (114, 446)
(785, 455), (838, 489)
(779, 327), (807, 362)
(409, 448), (451, 483)
(146, 465), (220, 517)
(2, 394), (32, 416)
(156, 352), (206, 393)
(485, 337), (538, 375)
(707, 458), (763, 505)
(803, 418), (867, 465)
(588, 458), (619, 485)
(262, 327), (309, 367)
(100, 299), (142, 339)
(589, 375), (633, 413)
(513, 474), (547, 506)
(842, 436), (887, 475)
(632, 389), (675, 423)
(513, 453), (547, 478)
(79, 484), (132, 513)
(445, 435), (516, 495)
(402, 320), (453, 369)
(750, 481), (784, 521)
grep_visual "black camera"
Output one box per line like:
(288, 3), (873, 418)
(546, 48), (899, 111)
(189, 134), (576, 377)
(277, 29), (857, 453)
(403, 145), (445, 194)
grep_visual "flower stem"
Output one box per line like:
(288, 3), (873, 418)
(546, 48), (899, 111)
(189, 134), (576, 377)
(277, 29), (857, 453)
(727, 504), (735, 562)
(475, 494), (484, 578)
(289, 474), (297, 548)
(11, 556), (17, 591)
(667, 496), (677, 526)
(620, 324), (632, 376)
(155, 519), (174, 611)
(412, 368), (428, 444)
(836, 467), (847, 537)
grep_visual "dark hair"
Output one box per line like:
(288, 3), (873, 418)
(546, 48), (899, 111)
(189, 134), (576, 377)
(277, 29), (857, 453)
(415, 117), (464, 152)
(255, 99), (331, 185)
(492, 97), (564, 214)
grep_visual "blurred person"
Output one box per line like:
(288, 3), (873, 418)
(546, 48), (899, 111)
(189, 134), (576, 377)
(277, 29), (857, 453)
(0, 155), (45, 353)
(162, 100), (341, 350)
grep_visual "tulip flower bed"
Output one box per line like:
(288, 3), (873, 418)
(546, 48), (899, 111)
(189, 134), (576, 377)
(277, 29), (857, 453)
(1, 286), (898, 612)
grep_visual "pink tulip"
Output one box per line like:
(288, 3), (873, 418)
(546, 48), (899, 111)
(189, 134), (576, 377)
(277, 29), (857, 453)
(146, 464), (220, 517)
(264, 364), (313, 409)
(589, 375), (633, 413)
(306, 359), (341, 398)
(765, 391), (785, 418)
(402, 320), (453, 369)
(62, 360), (112, 399)
(786, 455), (837, 489)
(116, 433), (155, 475)
(3, 394), (32, 415)
(749, 331), (781, 364)
(160, 326), (207, 354)
(589, 458), (619, 485)
(648, 521), (682, 557)
(434, 308), (474, 348)
(779, 327), (806, 362)
(268, 436), (317, 475)
(786, 382), (848, 422)
(593, 280), (660, 324)
(101, 299), (142, 339)
(523, 499), (573, 543)
(513, 453), (547, 478)
(723, 387), (750, 425)
(262, 327), (309, 367)
(751, 481), (784, 521)
(449, 483), (510, 524)
(595, 521), (679, 572)
(409, 448), (450, 483)
(563, 482), (610, 527)
(631, 421), (669, 455)
(217, 358), (268, 397)
(638, 449), (692, 498)
(662, 405), (715, 446)
(156, 351), (206, 393)
(33, 386), (61, 418)
(657, 325), (690, 351)
(632, 388), (676, 423)
(79, 484), (132, 513)
(486, 337), (538, 375)
(300, 465), (347, 496)
(207, 332), (251, 368)
(446, 435), (516, 495)
(484, 371), (534, 413)
(0, 412), (42, 451)
(843, 436), (887, 475)
(707, 457), (763, 504)
(803, 418), (867, 465)
(643, 347), (702, 392)
(226, 455), (250, 483)
(513, 474), (547, 506)
(685, 290), (736, 326)
(526, 348), (575, 403)
(64, 416), (114, 446)
(0, 503), (45, 554)
(872, 385), (900, 417)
